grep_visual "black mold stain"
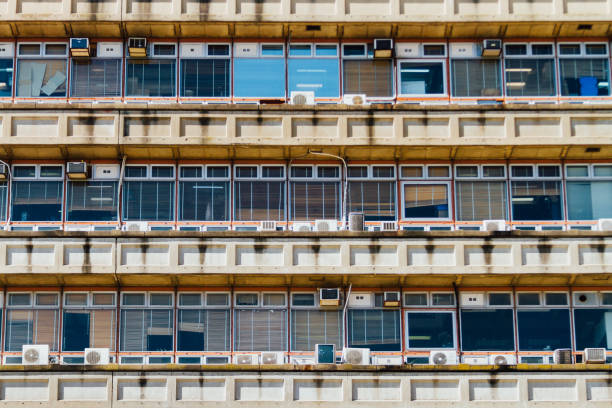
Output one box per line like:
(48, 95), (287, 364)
(82, 237), (91, 274)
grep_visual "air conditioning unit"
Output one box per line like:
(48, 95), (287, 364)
(373, 39), (393, 58)
(314, 220), (338, 232)
(584, 348), (606, 364)
(574, 292), (598, 307)
(482, 219), (506, 232)
(343, 94), (368, 106)
(348, 293), (373, 307)
(128, 38), (147, 57)
(290, 356), (315, 365)
(315, 344), (336, 364)
(0, 163), (8, 180)
(123, 222), (148, 232)
(0, 43), (14, 58)
(381, 221), (397, 231)
(342, 348), (370, 365)
(319, 288), (340, 306)
(67, 162), (88, 179)
(429, 350), (457, 365)
(290, 91), (315, 105)
(553, 349), (573, 364)
(97, 42), (122, 58)
(261, 352), (285, 365)
(460, 293), (485, 307)
(70, 38), (90, 57)
(489, 354), (516, 366)
(597, 218), (612, 231)
(22, 345), (49, 365)
(383, 291), (401, 307)
(462, 355), (488, 365)
(180, 43), (205, 58)
(259, 221), (277, 231)
(373, 355), (403, 365)
(234, 354), (258, 365)
(482, 39), (502, 57)
(93, 164), (119, 180)
(84, 348), (110, 365)
(292, 222), (312, 232)
(348, 212), (364, 231)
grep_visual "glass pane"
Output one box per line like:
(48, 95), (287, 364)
(92, 293), (115, 306)
(289, 44), (311, 56)
(179, 181), (229, 221)
(291, 181), (340, 221)
(236, 166), (257, 178)
(207, 293), (229, 306)
(401, 166), (423, 178)
(318, 167), (339, 178)
(45, 44), (67, 55)
(62, 311), (90, 351)
(261, 44), (283, 56)
(567, 165), (589, 177)
(603, 293), (612, 305)
(151, 166), (173, 178)
(511, 165), (533, 178)
(14, 166), (36, 178)
(407, 312), (454, 348)
(348, 166), (368, 178)
(150, 293), (172, 306)
(19, 44), (41, 56)
(559, 58), (610, 96)
(9, 294), (31, 306)
(432, 293), (454, 306)
(348, 181), (396, 221)
(456, 166), (478, 177)
(399, 61), (444, 95)
(262, 293), (285, 306)
(532, 44), (553, 55)
(489, 293), (512, 306)
(586, 44), (607, 55)
(126, 59), (176, 97)
(36, 293), (58, 306)
(428, 166), (449, 178)
(455, 181), (507, 221)
(67, 181), (118, 221)
(122, 293), (145, 306)
(343, 44), (365, 56)
(403, 184), (449, 219)
(178, 309), (230, 351)
(180, 166), (202, 178)
(538, 166), (560, 177)
(511, 180), (562, 220)
(451, 59), (501, 97)
(291, 166), (312, 178)
(545, 293), (568, 305)
(517, 309), (571, 351)
(518, 293), (540, 305)
(125, 166), (147, 178)
(505, 59), (555, 97)
(234, 58), (285, 97)
(71, 59), (121, 97)
(461, 309), (514, 351)
(594, 165), (612, 177)
(505, 44), (527, 55)
(208, 44), (230, 56)
(343, 59), (393, 97)
(288, 58), (339, 98)
(234, 309), (287, 351)
(235, 181), (285, 221)
(120, 309), (173, 351)
(207, 166), (229, 178)
(236, 293), (258, 306)
(423, 44), (445, 56)
(65, 293), (88, 306)
(0, 59), (14, 97)
(372, 166), (394, 178)
(122, 181), (174, 221)
(0, 182), (7, 221)
(483, 165), (505, 178)
(348, 309), (401, 351)
(12, 180), (63, 221)
(262, 166), (283, 178)
(291, 310), (342, 351)
(315, 45), (338, 57)
(404, 293), (427, 306)
(153, 44), (175, 56)
(40, 166), (62, 178)
(17, 60), (67, 97)
(292, 293), (315, 306)
(180, 59), (230, 97)
(574, 309), (612, 350)
(559, 44), (581, 55)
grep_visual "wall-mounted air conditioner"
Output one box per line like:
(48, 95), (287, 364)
(234, 354), (258, 365)
(395, 42), (420, 58)
(489, 354), (516, 366)
(373, 39), (393, 58)
(93, 164), (119, 180)
(314, 220), (338, 232)
(429, 350), (457, 365)
(70, 38), (90, 57)
(383, 292), (401, 307)
(450, 43), (476, 58)
(482, 39), (502, 57)
(373, 355), (403, 365)
(482, 219), (506, 232)
(574, 292), (598, 307)
(319, 288), (340, 306)
(597, 218), (612, 231)
(292, 222), (312, 232)
(343, 94), (368, 106)
(348, 293), (373, 307)
(22, 344), (49, 365)
(290, 356), (315, 365)
(0, 163), (8, 180)
(342, 348), (370, 365)
(290, 91), (315, 105)
(261, 352), (285, 365)
(123, 222), (148, 232)
(84, 348), (110, 365)
(180, 43), (205, 58)
(553, 349), (573, 364)
(128, 38), (147, 57)
(259, 220), (277, 231)
(583, 348), (606, 364)
(380, 221), (397, 231)
(348, 212), (364, 231)
(0, 43), (14, 58)
(460, 293), (485, 307)
(315, 344), (336, 364)
(462, 355), (488, 365)
(97, 42), (122, 58)
(67, 162), (88, 179)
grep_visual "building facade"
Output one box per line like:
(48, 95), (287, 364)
(0, 0), (611, 406)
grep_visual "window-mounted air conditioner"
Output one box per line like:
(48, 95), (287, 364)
(574, 292), (598, 306)
(460, 293), (485, 307)
(381, 221), (397, 231)
(234, 354), (258, 365)
(373, 39), (393, 58)
(482, 219), (506, 232)
(123, 222), (148, 232)
(315, 344), (336, 364)
(348, 293), (373, 307)
(290, 91), (315, 105)
(373, 355), (403, 365)
(584, 348), (606, 364)
(67, 162), (88, 179)
(342, 348), (370, 365)
(259, 220), (277, 231)
(70, 38), (90, 57)
(314, 220), (338, 232)
(482, 39), (502, 57)
(429, 350), (457, 365)
(462, 355), (488, 365)
(128, 38), (147, 57)
(292, 222), (312, 232)
(97, 42), (122, 58)
(22, 344), (49, 365)
(383, 291), (401, 307)
(319, 288), (340, 306)
(261, 352), (285, 365)
(348, 212), (364, 232)
(84, 348), (110, 365)
(93, 164), (119, 180)
(0, 43), (14, 58)
(597, 218), (612, 231)
(343, 94), (368, 106)
(553, 348), (573, 364)
(0, 163), (8, 181)
(489, 354), (516, 366)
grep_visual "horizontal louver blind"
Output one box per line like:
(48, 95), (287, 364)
(291, 310), (342, 351)
(178, 309), (230, 351)
(348, 310), (401, 351)
(456, 181), (507, 221)
(451, 59), (501, 97)
(5, 310), (33, 352)
(71, 59), (121, 98)
(91, 309), (116, 350)
(348, 181), (395, 220)
(511, 180), (560, 197)
(234, 309), (287, 352)
(291, 182), (340, 221)
(343, 60), (393, 97)
(123, 181), (174, 221)
(235, 181), (285, 221)
(404, 184), (447, 208)
(120, 309), (173, 352)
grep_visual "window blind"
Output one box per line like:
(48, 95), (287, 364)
(62, 309), (116, 351)
(180, 59), (230, 97)
(11, 180), (63, 221)
(343, 60), (393, 97)
(234, 181), (285, 221)
(177, 309), (231, 351)
(451, 59), (501, 97)
(456, 181), (507, 221)
(5, 309), (59, 352)
(403, 184), (448, 218)
(120, 309), (173, 352)
(347, 309), (401, 351)
(291, 181), (340, 221)
(234, 309), (287, 351)
(179, 181), (230, 221)
(348, 181), (395, 221)
(67, 181), (118, 221)
(290, 310), (342, 351)
(123, 181), (174, 221)
(71, 59), (121, 98)
(126, 59), (176, 97)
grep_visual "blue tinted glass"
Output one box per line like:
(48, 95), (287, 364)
(574, 309), (612, 350)
(288, 59), (339, 98)
(179, 181), (229, 221)
(567, 181), (612, 220)
(316, 45), (338, 57)
(180, 59), (230, 97)
(407, 312), (454, 349)
(67, 181), (118, 221)
(234, 58), (285, 97)
(12, 180), (63, 221)
(0, 59), (13, 97)
(126, 59), (176, 97)
(0, 182), (7, 221)
(343, 44), (365, 56)
(461, 309), (514, 351)
(289, 45), (311, 57)
(517, 309), (571, 351)
(62, 311), (90, 351)
(261, 45), (283, 56)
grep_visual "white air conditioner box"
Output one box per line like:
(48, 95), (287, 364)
(261, 352), (285, 365)
(343, 94), (368, 105)
(553, 349), (573, 364)
(290, 356), (315, 365)
(373, 355), (403, 365)
(381, 221), (397, 231)
(180, 43), (205, 58)
(290, 91), (315, 105)
(482, 219), (506, 232)
(395, 42), (420, 58)
(574, 292), (599, 307)
(598, 218), (612, 231)
(93, 164), (119, 180)
(383, 291), (401, 307)
(584, 348), (606, 364)
(65, 225), (94, 232)
(259, 220), (277, 231)
(123, 222), (148, 232)
(22, 344), (49, 365)
(342, 348), (370, 365)
(489, 354), (516, 366)
(234, 43), (258, 57)
(0, 43), (14, 58)
(319, 288), (340, 306)
(97, 42), (122, 58)
(348, 293), (373, 307)
(67, 162), (88, 179)
(292, 222), (312, 232)
(314, 220), (338, 232)
(234, 354), (258, 365)
(450, 43), (476, 58)
(84, 348), (110, 365)
(462, 355), (488, 365)
(460, 293), (485, 307)
(429, 350), (457, 365)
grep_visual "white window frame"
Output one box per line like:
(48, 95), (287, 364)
(486, 291), (514, 307)
(177, 292), (204, 308)
(558, 42), (609, 58)
(401, 180), (452, 221)
(124, 164), (175, 180)
(566, 163), (612, 180)
(120, 292), (146, 308)
(234, 292), (260, 308)
(235, 164), (285, 180)
(405, 309), (457, 350)
(33, 292), (60, 308)
(504, 42), (555, 58)
(516, 291), (542, 307)
(430, 292), (456, 307)
(543, 291), (569, 306)
(12, 164), (64, 180)
(17, 42), (69, 58)
(347, 164), (396, 180)
(260, 43), (285, 58)
(455, 164), (506, 179)
(178, 164), (230, 181)
(64, 291), (116, 308)
(290, 292), (318, 309)
(6, 292), (33, 308)
(342, 43), (368, 59)
(403, 292), (429, 307)
(261, 292), (288, 308)
(206, 43), (231, 58)
(289, 165), (341, 181)
(400, 164), (452, 180)
(510, 164), (562, 180)
(422, 43), (447, 58)
(205, 292), (231, 308)
(314, 43), (339, 58)
(397, 58), (448, 97)
(149, 42), (178, 59)
(148, 292), (174, 307)
(288, 43), (313, 58)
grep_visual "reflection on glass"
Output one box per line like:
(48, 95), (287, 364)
(567, 181), (612, 220)
(12, 181), (63, 221)
(559, 59), (610, 96)
(511, 181), (562, 220)
(404, 184), (449, 218)
(574, 309), (612, 350)
(399, 61), (444, 95)
(122, 181), (174, 221)
(179, 181), (229, 221)
(517, 309), (571, 351)
(505, 59), (555, 97)
(126, 59), (176, 97)
(407, 312), (454, 349)
(451, 59), (501, 97)
(0, 59), (13, 97)
(461, 309), (514, 351)
(67, 181), (118, 221)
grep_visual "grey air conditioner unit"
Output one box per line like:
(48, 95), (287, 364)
(259, 220), (277, 231)
(234, 354), (258, 365)
(67, 162), (88, 179)
(22, 344), (49, 365)
(583, 348), (606, 364)
(348, 212), (364, 231)
(0, 164), (7, 180)
(482, 39), (502, 57)
(373, 39), (393, 58)
(128, 38), (147, 57)
(319, 288), (340, 306)
(553, 348), (573, 364)
(489, 354), (516, 366)
(342, 348), (370, 365)
(70, 38), (90, 57)
(84, 348), (110, 365)
(598, 218), (612, 231)
(315, 344), (336, 364)
(290, 91), (315, 105)
(429, 350), (457, 365)
(261, 352), (285, 365)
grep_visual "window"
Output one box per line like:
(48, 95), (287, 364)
(120, 293), (174, 352)
(461, 292), (514, 351)
(291, 292), (342, 351)
(178, 165), (230, 221)
(126, 43), (176, 97)
(342, 43), (393, 98)
(566, 164), (612, 220)
(234, 165), (285, 221)
(71, 58), (121, 98)
(288, 43), (339, 99)
(348, 309), (401, 351)
(451, 45), (501, 97)
(234, 292), (287, 352)
(123, 165), (175, 221)
(455, 165), (507, 221)
(574, 308), (612, 350)
(5, 293), (60, 352)
(16, 42), (68, 98)
(0, 180), (7, 221)
(406, 312), (454, 349)
(11, 165), (63, 222)
(400, 165), (451, 220)
(510, 164), (562, 221)
(177, 292), (230, 352)
(0, 57), (13, 97)
(67, 167), (119, 221)
(291, 165), (341, 221)
(517, 309), (571, 351)
(558, 43), (610, 96)
(396, 44), (447, 98)
(347, 165), (396, 221)
(180, 43), (230, 98)
(504, 43), (556, 97)
(62, 292), (116, 351)
(234, 43), (285, 98)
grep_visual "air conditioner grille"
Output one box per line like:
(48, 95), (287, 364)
(431, 352), (447, 365)
(85, 351), (101, 365)
(24, 348), (40, 363)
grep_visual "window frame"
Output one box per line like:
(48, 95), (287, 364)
(400, 180), (452, 221)
(18, 42), (69, 58)
(566, 163), (612, 180)
(289, 164), (341, 181)
(12, 164), (64, 180)
(120, 291), (174, 308)
(347, 164), (396, 181)
(558, 42), (609, 58)
(397, 58), (448, 98)
(504, 42), (555, 58)
(341, 43), (368, 59)
(455, 164), (506, 180)
(405, 310), (457, 350)
(124, 164), (175, 181)
(290, 292), (318, 309)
